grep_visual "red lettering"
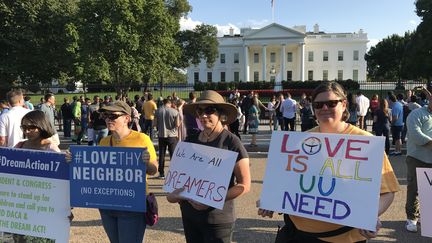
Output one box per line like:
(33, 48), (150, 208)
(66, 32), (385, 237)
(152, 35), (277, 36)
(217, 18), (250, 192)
(345, 139), (369, 161)
(174, 173), (186, 189)
(281, 134), (300, 154)
(325, 138), (345, 157)
(205, 182), (216, 199)
(196, 180), (209, 197)
(213, 186), (226, 202)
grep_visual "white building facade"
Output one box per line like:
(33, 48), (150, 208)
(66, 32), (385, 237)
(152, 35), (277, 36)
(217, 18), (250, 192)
(187, 23), (368, 84)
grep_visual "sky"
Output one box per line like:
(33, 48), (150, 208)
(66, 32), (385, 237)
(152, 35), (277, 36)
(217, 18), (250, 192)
(180, 0), (421, 49)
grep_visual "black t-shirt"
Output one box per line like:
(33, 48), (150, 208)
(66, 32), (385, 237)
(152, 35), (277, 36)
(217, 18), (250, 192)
(179, 129), (249, 224)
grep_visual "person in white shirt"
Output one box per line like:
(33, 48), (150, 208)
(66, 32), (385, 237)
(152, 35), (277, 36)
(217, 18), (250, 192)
(0, 90), (30, 147)
(356, 92), (370, 130)
(280, 92), (297, 131)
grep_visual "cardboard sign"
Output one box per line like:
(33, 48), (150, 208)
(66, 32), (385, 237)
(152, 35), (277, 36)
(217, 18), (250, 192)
(260, 131), (384, 231)
(70, 146), (147, 212)
(163, 141), (238, 209)
(0, 147), (70, 242)
(416, 168), (432, 238)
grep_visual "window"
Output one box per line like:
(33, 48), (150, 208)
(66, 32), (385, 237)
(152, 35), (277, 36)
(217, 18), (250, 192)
(253, 71), (259, 81)
(234, 53), (239, 63)
(338, 51), (344, 61)
(323, 51), (329, 61)
(220, 72), (226, 82)
(308, 51), (314, 62)
(287, 71), (292, 81)
(234, 72), (239, 81)
(353, 50), (359, 61)
(254, 53), (259, 63)
(308, 70), (313, 81)
(194, 72), (199, 83)
(338, 70), (343, 80)
(323, 70), (328, 81)
(270, 52), (276, 63)
(220, 53), (225, 64)
(353, 70), (359, 81)
(207, 72), (212, 82)
(287, 52), (293, 62)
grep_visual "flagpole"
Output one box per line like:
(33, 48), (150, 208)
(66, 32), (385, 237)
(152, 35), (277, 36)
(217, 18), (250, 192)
(271, 0), (275, 23)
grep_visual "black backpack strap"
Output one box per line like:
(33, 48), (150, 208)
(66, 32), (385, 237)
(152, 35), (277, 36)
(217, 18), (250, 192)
(284, 214), (353, 239)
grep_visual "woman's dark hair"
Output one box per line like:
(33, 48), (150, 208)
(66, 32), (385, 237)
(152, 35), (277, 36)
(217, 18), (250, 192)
(312, 81), (349, 121)
(21, 110), (56, 139)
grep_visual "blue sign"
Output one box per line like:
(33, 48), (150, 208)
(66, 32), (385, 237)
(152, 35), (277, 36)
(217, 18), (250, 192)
(69, 146), (147, 212)
(0, 147), (68, 180)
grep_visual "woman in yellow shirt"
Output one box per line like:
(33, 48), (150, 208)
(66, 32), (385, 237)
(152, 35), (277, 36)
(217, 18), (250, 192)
(98, 101), (158, 243)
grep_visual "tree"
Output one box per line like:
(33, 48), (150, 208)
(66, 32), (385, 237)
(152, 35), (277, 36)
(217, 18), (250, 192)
(402, 0), (432, 84)
(365, 33), (412, 81)
(176, 24), (219, 68)
(72, 0), (190, 96)
(0, 0), (78, 93)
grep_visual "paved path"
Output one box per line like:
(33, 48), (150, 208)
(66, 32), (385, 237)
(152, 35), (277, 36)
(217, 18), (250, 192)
(61, 127), (429, 242)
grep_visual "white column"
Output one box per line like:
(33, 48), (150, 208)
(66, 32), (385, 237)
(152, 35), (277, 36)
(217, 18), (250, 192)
(243, 45), (250, 82)
(298, 42), (305, 81)
(262, 45), (267, 81)
(280, 44), (286, 81)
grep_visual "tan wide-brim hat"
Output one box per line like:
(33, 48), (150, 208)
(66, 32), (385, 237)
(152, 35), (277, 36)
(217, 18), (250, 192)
(183, 90), (238, 125)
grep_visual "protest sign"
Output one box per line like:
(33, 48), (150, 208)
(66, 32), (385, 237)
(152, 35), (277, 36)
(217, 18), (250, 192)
(260, 131), (384, 231)
(416, 168), (432, 238)
(163, 141), (238, 209)
(0, 147), (70, 242)
(70, 146), (147, 212)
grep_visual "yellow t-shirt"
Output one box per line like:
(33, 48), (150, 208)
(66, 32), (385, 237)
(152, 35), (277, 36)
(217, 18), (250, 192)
(142, 100), (157, 120)
(99, 130), (157, 194)
(289, 124), (400, 242)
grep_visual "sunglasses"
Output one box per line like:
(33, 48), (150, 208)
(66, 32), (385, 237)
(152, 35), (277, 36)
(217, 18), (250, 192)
(196, 106), (219, 116)
(21, 125), (39, 131)
(312, 100), (342, 109)
(103, 113), (125, 121)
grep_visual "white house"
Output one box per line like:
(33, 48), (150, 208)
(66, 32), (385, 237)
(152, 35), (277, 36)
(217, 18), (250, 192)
(186, 23), (368, 84)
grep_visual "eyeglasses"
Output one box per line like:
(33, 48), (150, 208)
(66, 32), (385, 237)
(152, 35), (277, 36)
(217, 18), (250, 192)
(21, 125), (39, 131)
(103, 113), (125, 121)
(196, 106), (219, 116)
(312, 100), (342, 109)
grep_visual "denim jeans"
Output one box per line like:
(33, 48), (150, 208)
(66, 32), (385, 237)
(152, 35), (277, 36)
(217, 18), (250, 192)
(93, 128), (109, 146)
(99, 209), (146, 243)
(143, 119), (153, 139)
(158, 137), (178, 176)
(63, 119), (72, 137)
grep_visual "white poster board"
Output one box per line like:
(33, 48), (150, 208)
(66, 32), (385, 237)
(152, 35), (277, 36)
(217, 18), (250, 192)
(260, 131), (384, 231)
(416, 168), (432, 238)
(0, 148), (70, 242)
(163, 141), (238, 209)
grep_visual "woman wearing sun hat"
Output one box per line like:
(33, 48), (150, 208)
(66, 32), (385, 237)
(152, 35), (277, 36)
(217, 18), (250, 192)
(166, 90), (251, 243)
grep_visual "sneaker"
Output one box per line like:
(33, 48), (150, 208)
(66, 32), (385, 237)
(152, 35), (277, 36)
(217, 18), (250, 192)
(405, 219), (418, 232)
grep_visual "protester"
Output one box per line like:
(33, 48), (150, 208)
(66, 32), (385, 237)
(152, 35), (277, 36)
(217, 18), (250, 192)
(142, 93), (157, 139)
(267, 95), (276, 131)
(228, 99), (242, 139)
(280, 92), (297, 131)
(24, 96), (34, 110)
(273, 93), (284, 130)
(98, 101), (158, 243)
(61, 97), (73, 138)
(184, 91), (201, 138)
(346, 93), (358, 126)
(176, 99), (187, 141)
(404, 88), (432, 233)
(40, 93), (60, 146)
(248, 96), (260, 146)
(71, 96), (82, 143)
(128, 101), (141, 132)
(299, 96), (315, 131)
(0, 100), (10, 115)
(90, 103), (108, 146)
(154, 98), (179, 179)
(258, 81), (399, 242)
(0, 90), (30, 147)
(241, 91), (254, 134)
(167, 90), (251, 243)
(389, 94), (403, 156)
(356, 91), (370, 130)
(373, 99), (391, 155)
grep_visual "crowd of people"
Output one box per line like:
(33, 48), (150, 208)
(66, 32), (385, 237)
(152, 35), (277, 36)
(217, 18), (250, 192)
(0, 82), (430, 242)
